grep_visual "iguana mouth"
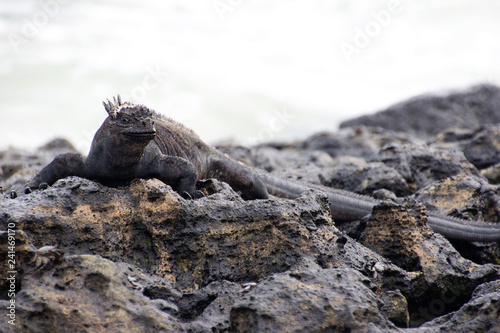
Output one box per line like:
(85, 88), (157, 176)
(123, 131), (157, 139)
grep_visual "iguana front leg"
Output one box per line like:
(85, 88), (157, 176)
(24, 153), (86, 193)
(145, 155), (201, 198)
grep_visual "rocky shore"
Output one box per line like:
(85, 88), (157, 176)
(2, 84), (500, 332)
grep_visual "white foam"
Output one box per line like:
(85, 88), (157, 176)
(1, 0), (499, 152)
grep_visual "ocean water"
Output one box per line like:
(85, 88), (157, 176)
(1, 0), (499, 153)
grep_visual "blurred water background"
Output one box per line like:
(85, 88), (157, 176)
(1, 0), (499, 153)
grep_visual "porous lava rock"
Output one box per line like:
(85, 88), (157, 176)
(3, 84), (500, 331)
(340, 84), (500, 137)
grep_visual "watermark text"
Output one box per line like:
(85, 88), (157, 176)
(5, 223), (17, 326)
(8, 0), (69, 53)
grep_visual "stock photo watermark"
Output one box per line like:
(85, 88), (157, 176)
(7, 0), (69, 53)
(339, 0), (405, 64)
(409, 278), (465, 326)
(212, 0), (244, 21)
(244, 106), (295, 146)
(5, 222), (18, 327)
(119, 65), (170, 103)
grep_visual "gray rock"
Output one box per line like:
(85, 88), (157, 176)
(413, 175), (500, 265)
(481, 163), (500, 184)
(414, 175), (500, 226)
(298, 126), (420, 160)
(371, 143), (480, 193)
(380, 290), (410, 328)
(3, 84), (500, 331)
(0, 138), (76, 194)
(217, 144), (336, 185)
(360, 200), (500, 327)
(419, 279), (500, 332)
(230, 267), (399, 332)
(323, 157), (410, 196)
(432, 125), (500, 169)
(0, 254), (184, 333)
(178, 280), (243, 332)
(340, 84), (500, 138)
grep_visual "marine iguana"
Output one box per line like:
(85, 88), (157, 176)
(19, 96), (500, 242)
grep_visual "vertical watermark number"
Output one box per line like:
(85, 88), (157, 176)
(6, 223), (17, 327)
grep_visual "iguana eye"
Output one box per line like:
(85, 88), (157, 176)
(122, 117), (129, 123)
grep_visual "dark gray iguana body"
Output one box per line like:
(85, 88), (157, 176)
(24, 97), (268, 201)
(22, 96), (500, 242)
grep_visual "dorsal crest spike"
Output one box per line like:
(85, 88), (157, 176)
(112, 95), (122, 106)
(101, 95), (158, 121)
(102, 101), (110, 112)
(103, 94), (128, 118)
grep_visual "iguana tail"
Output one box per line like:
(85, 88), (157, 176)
(426, 214), (500, 242)
(258, 171), (378, 221)
(259, 171), (500, 242)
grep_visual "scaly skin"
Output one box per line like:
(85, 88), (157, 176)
(256, 173), (500, 242)
(23, 96), (267, 200)
(22, 96), (500, 242)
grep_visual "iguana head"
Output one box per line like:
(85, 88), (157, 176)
(102, 95), (156, 142)
(88, 96), (158, 168)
